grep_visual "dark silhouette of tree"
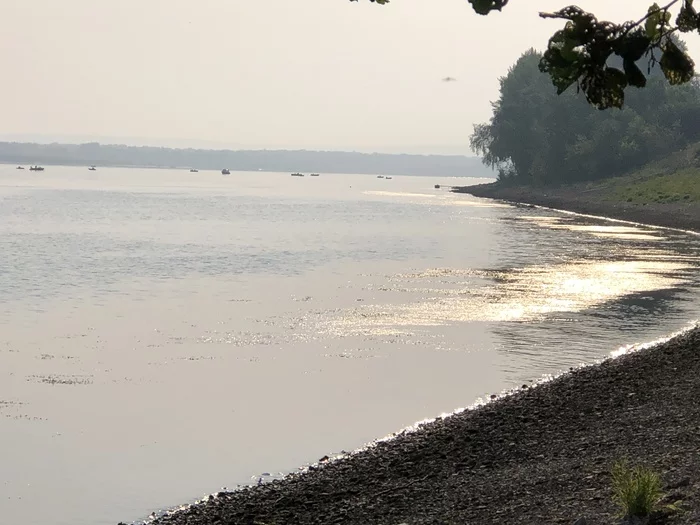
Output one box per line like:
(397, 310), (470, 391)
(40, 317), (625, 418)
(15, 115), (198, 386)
(470, 49), (700, 183)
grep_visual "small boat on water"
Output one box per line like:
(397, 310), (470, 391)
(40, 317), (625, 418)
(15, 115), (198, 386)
(377, 175), (384, 179)
(434, 184), (441, 189)
(385, 176), (393, 180)
(291, 172), (304, 177)
(29, 166), (44, 171)
(190, 169), (199, 173)
(16, 166), (24, 170)
(310, 173), (320, 177)
(221, 169), (230, 175)
(88, 166), (97, 171)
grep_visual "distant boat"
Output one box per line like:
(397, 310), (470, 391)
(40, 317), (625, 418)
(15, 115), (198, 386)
(190, 169), (199, 173)
(377, 175), (384, 179)
(88, 166), (97, 171)
(434, 184), (441, 189)
(16, 166), (24, 170)
(291, 172), (304, 177)
(385, 176), (393, 180)
(310, 173), (320, 177)
(29, 166), (44, 171)
(221, 169), (230, 175)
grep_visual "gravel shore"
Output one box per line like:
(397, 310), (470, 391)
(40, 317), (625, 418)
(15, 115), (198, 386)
(140, 326), (700, 525)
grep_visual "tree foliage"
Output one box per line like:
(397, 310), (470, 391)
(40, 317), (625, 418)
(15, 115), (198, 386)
(470, 49), (700, 184)
(350, 0), (700, 109)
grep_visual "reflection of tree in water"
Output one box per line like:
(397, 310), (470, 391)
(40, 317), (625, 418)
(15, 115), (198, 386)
(460, 202), (700, 386)
(487, 284), (700, 386)
(590, 286), (700, 325)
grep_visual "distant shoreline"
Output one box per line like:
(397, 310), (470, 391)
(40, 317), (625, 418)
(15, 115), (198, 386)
(454, 181), (700, 233)
(0, 141), (494, 178)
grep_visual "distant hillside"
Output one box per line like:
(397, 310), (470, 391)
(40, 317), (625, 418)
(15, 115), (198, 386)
(0, 142), (493, 178)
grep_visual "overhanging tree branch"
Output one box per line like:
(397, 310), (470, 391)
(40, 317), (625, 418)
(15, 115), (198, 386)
(349, 0), (699, 109)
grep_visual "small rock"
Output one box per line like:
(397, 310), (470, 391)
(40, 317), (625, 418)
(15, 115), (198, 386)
(668, 476), (691, 489)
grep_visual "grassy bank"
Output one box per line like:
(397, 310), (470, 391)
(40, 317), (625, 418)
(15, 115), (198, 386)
(455, 143), (700, 232)
(588, 142), (700, 205)
(611, 169), (700, 205)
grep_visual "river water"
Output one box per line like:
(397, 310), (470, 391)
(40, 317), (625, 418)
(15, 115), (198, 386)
(1, 166), (699, 525)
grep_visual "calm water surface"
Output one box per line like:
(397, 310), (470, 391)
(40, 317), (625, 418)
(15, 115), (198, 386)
(1, 166), (699, 525)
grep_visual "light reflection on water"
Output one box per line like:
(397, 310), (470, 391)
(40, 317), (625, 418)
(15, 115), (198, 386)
(0, 166), (699, 525)
(328, 260), (689, 332)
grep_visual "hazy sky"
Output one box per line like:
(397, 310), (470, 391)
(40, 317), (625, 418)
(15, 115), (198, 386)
(2, 1), (699, 154)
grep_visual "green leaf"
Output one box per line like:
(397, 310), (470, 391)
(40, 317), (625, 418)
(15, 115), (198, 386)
(539, 32), (584, 95)
(645, 3), (662, 40)
(676, 0), (699, 32)
(660, 39), (696, 84)
(581, 67), (627, 109)
(623, 59), (647, 88)
(468, 0), (508, 15)
(614, 28), (652, 63)
(561, 36), (580, 62)
(540, 6), (598, 45)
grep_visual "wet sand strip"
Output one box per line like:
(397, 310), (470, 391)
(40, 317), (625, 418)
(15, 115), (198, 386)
(145, 326), (700, 525)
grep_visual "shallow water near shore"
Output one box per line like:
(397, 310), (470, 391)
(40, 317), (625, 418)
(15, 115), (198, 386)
(1, 166), (699, 525)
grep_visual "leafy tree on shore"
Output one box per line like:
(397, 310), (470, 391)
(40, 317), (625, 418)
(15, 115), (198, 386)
(349, 0), (700, 109)
(469, 48), (700, 184)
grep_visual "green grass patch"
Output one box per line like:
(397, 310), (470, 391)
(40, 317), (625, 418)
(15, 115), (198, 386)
(583, 140), (700, 204)
(611, 461), (663, 518)
(610, 168), (700, 204)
